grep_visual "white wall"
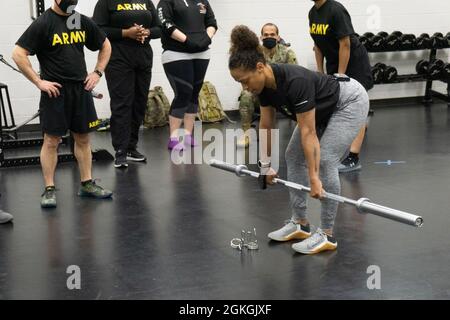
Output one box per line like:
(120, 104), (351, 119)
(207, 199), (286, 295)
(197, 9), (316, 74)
(1, 0), (450, 123)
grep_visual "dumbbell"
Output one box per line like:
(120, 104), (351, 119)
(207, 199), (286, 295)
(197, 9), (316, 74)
(384, 31), (406, 51)
(385, 33), (401, 51)
(399, 34), (416, 50)
(372, 63), (398, 83)
(416, 33), (432, 49)
(383, 65), (398, 83)
(416, 59), (444, 79)
(416, 59), (429, 75)
(431, 32), (446, 49)
(372, 63), (386, 84)
(359, 32), (375, 49)
(428, 59), (445, 79)
(442, 63), (450, 79)
(443, 32), (450, 48)
(362, 32), (374, 39)
(371, 31), (389, 51)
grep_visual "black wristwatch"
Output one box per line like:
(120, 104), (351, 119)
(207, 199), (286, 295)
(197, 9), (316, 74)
(94, 70), (103, 78)
(333, 73), (350, 82)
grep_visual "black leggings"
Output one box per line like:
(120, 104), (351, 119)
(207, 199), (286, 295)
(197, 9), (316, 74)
(163, 59), (209, 119)
(105, 42), (153, 152)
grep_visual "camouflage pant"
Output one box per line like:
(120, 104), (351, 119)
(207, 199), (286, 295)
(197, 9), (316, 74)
(238, 90), (260, 132)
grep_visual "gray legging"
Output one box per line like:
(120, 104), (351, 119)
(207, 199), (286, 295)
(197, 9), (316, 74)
(285, 78), (369, 230)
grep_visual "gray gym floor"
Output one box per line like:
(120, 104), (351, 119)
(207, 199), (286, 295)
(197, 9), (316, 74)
(0, 101), (449, 299)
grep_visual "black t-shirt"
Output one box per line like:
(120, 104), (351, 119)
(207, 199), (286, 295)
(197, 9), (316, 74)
(157, 0), (218, 52)
(309, 0), (373, 90)
(16, 9), (106, 82)
(93, 0), (161, 46)
(258, 64), (340, 129)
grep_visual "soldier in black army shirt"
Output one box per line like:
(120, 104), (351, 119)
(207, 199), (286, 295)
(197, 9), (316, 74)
(93, 0), (162, 168)
(309, 0), (373, 173)
(13, 0), (113, 208)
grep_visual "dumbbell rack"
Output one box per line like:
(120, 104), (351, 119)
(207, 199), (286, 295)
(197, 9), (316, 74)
(369, 47), (450, 106)
(423, 49), (450, 105)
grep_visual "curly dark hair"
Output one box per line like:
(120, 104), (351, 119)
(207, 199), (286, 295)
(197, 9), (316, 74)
(229, 25), (266, 71)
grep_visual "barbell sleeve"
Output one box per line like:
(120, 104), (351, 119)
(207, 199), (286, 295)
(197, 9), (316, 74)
(209, 160), (423, 228)
(209, 159), (251, 177)
(356, 198), (424, 227)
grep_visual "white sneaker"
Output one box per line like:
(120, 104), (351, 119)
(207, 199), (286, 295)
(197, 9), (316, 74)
(0, 209), (13, 224)
(292, 228), (337, 255)
(268, 220), (311, 242)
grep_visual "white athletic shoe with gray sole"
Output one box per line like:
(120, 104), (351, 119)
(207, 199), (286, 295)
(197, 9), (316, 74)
(0, 209), (13, 224)
(292, 228), (337, 254)
(268, 220), (311, 242)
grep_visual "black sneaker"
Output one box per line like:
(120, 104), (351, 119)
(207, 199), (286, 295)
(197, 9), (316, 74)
(127, 149), (147, 162)
(78, 180), (113, 199)
(41, 186), (57, 208)
(114, 151), (128, 168)
(96, 118), (110, 132)
(338, 156), (362, 173)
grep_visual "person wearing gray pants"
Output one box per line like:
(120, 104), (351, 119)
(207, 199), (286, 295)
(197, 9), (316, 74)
(229, 25), (369, 255)
(283, 79), (369, 250)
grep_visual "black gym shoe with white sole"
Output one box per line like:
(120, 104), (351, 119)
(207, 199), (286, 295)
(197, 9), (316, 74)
(127, 149), (147, 162)
(338, 156), (361, 173)
(114, 151), (128, 168)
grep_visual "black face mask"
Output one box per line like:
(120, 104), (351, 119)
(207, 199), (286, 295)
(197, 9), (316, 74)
(262, 38), (277, 49)
(57, 0), (78, 13)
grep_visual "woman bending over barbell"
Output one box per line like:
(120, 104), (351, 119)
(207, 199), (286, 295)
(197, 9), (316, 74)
(228, 25), (369, 254)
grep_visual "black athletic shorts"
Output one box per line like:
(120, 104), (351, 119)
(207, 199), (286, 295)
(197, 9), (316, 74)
(39, 81), (99, 136)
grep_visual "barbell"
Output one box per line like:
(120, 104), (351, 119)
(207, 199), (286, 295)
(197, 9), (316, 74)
(209, 160), (424, 228)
